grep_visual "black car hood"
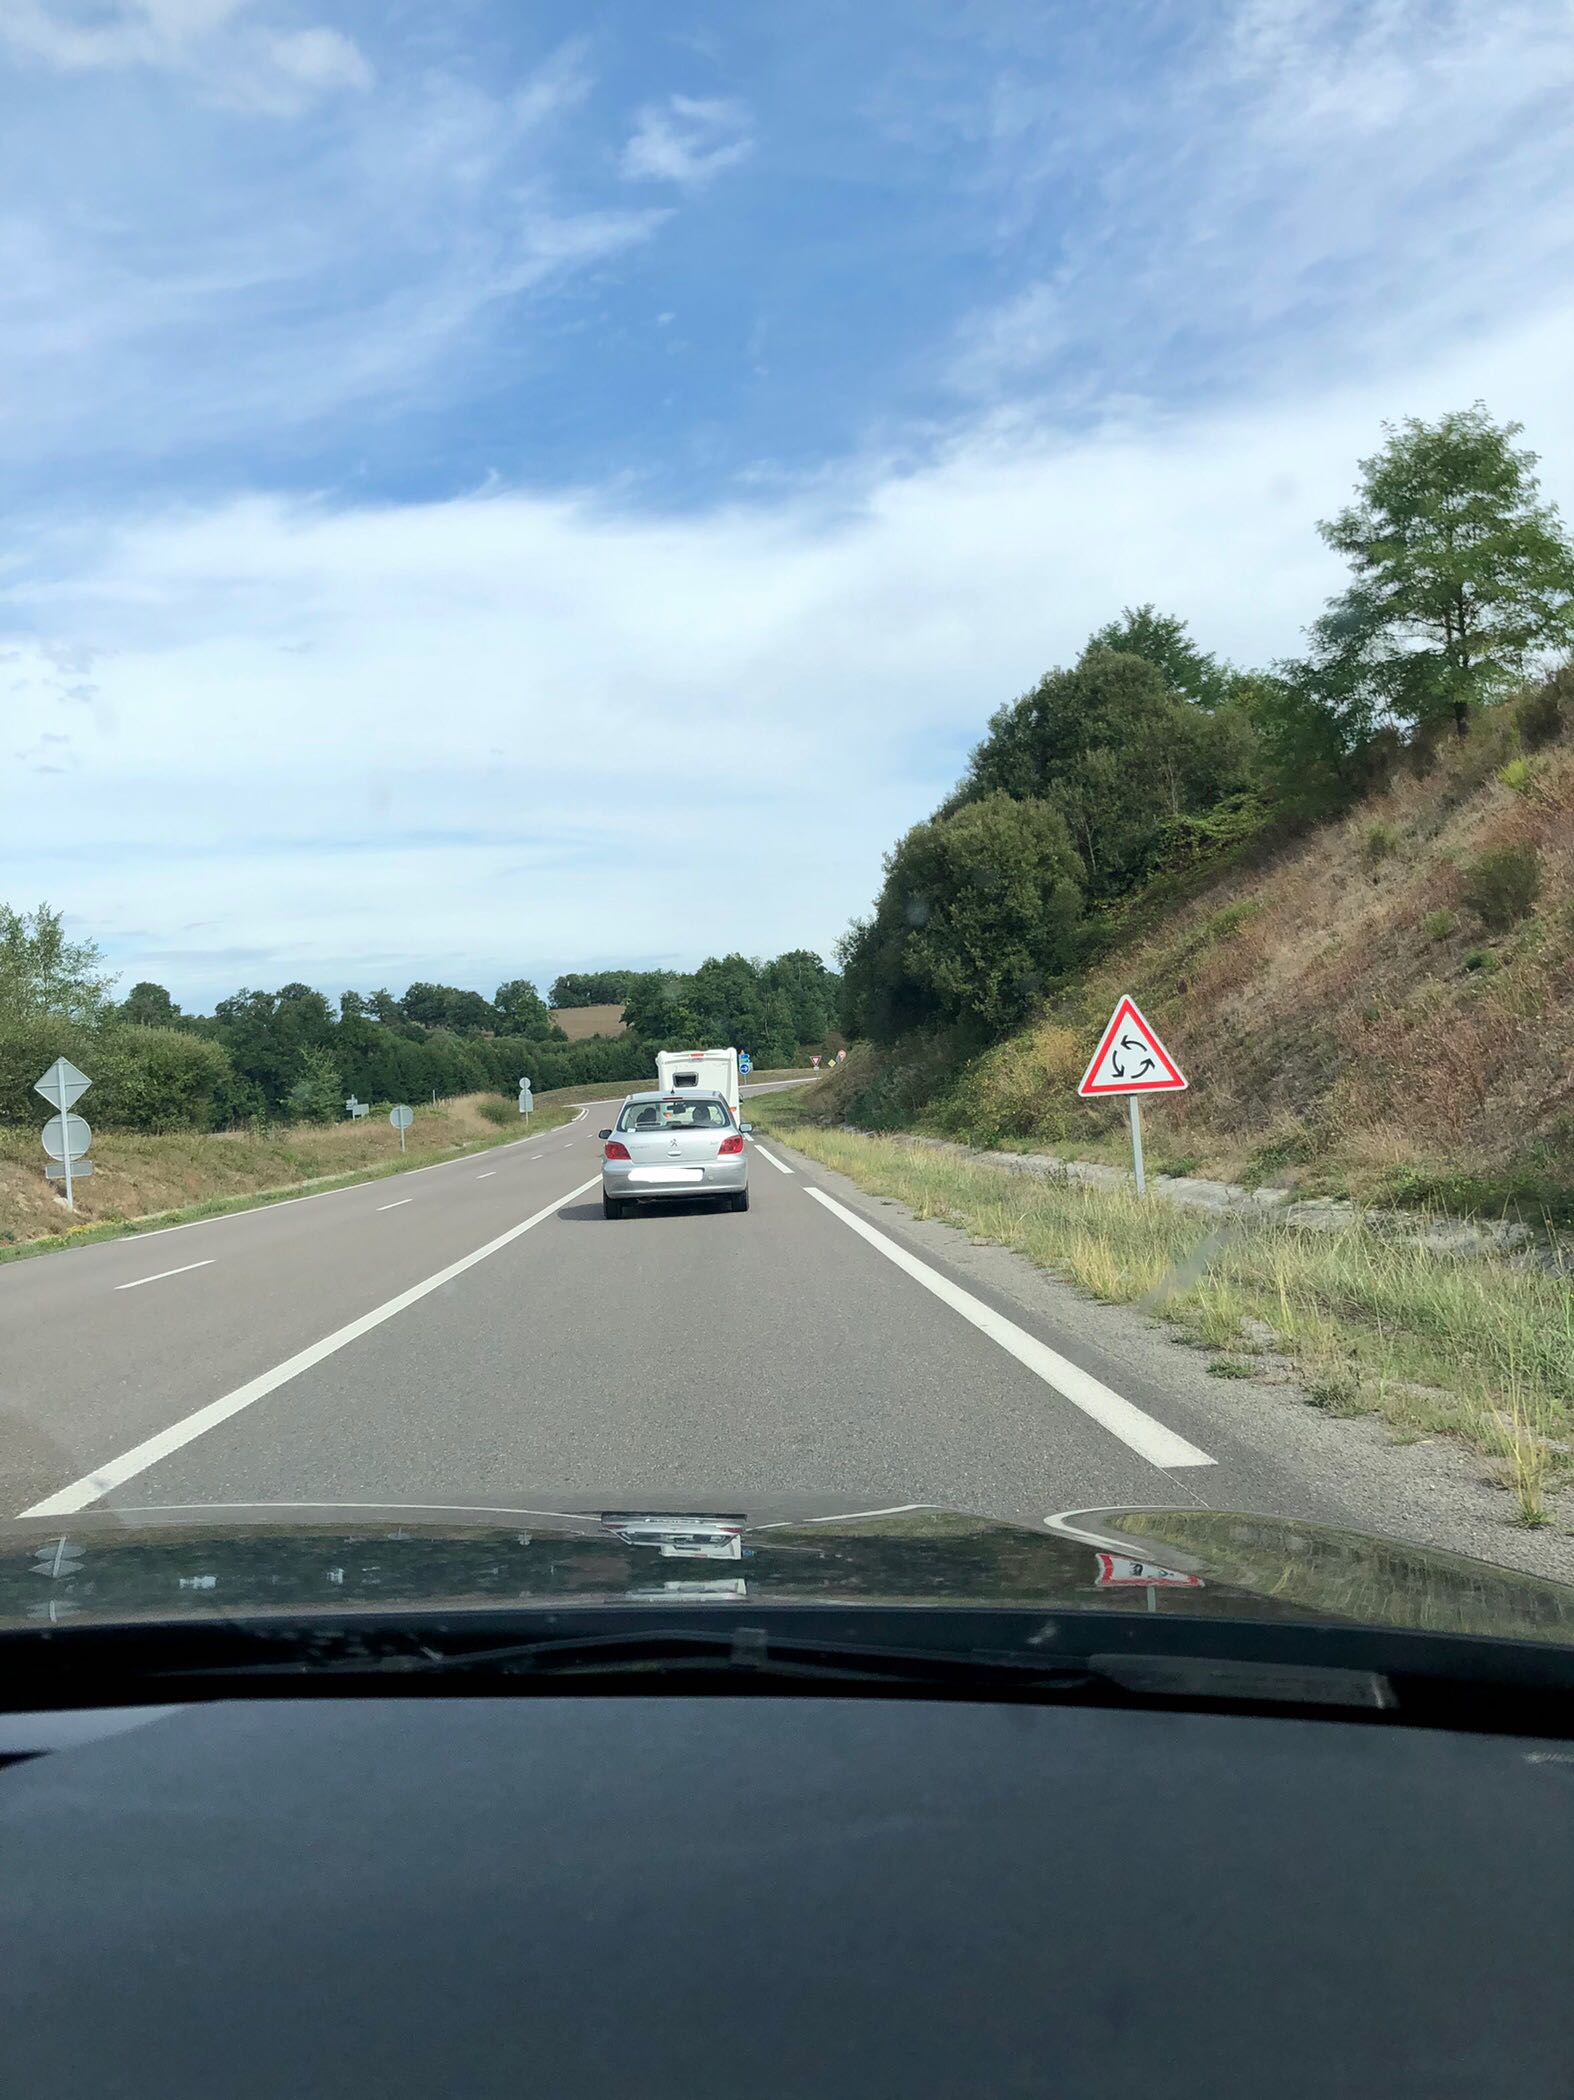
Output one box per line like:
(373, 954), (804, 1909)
(3, 1498), (1571, 1646)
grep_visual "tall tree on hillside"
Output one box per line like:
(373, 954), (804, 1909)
(1083, 606), (1235, 710)
(843, 793), (1084, 1040)
(493, 979), (554, 1037)
(0, 903), (115, 1022)
(956, 650), (1258, 902)
(1309, 405), (1574, 738)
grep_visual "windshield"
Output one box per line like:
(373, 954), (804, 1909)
(0, 1), (1570, 1643)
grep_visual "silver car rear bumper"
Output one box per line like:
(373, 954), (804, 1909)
(602, 1157), (749, 1202)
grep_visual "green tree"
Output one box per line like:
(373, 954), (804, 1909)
(284, 1044), (343, 1124)
(120, 980), (180, 1026)
(1083, 606), (1235, 709)
(0, 903), (115, 1023)
(493, 978), (554, 1036)
(761, 949), (838, 1047)
(847, 793), (1084, 1039)
(1311, 405), (1574, 738)
(957, 650), (1258, 902)
(549, 970), (634, 1007)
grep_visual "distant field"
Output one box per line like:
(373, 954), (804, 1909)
(549, 1003), (627, 1041)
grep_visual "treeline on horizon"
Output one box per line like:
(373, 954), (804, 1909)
(0, 918), (841, 1133)
(839, 405), (1574, 1048)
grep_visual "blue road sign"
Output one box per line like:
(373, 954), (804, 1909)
(739, 1054), (752, 1074)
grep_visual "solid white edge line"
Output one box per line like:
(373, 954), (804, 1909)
(20, 1174), (602, 1519)
(802, 1186), (1215, 1471)
(753, 1146), (794, 1175)
(113, 1259), (214, 1293)
(375, 1197), (414, 1211)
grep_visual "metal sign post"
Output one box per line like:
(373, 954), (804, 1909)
(390, 1103), (414, 1153)
(35, 1058), (93, 1211)
(1127, 1097), (1147, 1197)
(1076, 997), (1187, 1198)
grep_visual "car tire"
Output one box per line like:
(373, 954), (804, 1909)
(603, 1193), (625, 1220)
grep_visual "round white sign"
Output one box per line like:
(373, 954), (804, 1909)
(389, 1104), (415, 1130)
(41, 1113), (92, 1160)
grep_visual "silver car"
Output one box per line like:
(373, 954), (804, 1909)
(599, 1090), (752, 1219)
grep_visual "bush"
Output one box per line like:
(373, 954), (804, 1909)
(1497, 756), (1537, 794)
(1461, 843), (1542, 931)
(1421, 909), (1456, 942)
(476, 1096), (515, 1126)
(1514, 673), (1567, 752)
(0, 1017), (239, 1132)
(1361, 820), (1398, 866)
(284, 1046), (343, 1125)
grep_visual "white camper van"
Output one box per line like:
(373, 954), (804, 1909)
(654, 1047), (741, 1123)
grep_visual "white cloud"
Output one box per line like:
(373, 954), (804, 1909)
(6, 297), (1573, 1006)
(621, 93), (753, 186)
(261, 26), (370, 93)
(0, 50), (663, 463)
(939, 0), (1574, 408)
(0, 0), (371, 107)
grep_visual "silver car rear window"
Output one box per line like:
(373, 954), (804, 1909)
(618, 1099), (732, 1132)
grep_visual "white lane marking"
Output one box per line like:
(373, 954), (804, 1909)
(113, 1259), (214, 1294)
(530, 1153), (543, 1160)
(754, 1146), (794, 1175)
(376, 1198), (414, 1212)
(476, 1171), (496, 1180)
(802, 1187), (1215, 1471)
(21, 1174), (602, 1518)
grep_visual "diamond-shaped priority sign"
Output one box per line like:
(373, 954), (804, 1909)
(35, 1057), (91, 1111)
(1077, 996), (1187, 1098)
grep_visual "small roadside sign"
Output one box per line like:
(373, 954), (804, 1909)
(344, 1095), (368, 1119)
(35, 1057), (93, 1209)
(41, 1113), (92, 1161)
(46, 1160), (94, 1181)
(1077, 996), (1187, 1097)
(739, 1053), (752, 1075)
(1077, 997), (1186, 1200)
(518, 1077), (534, 1119)
(35, 1057), (91, 1112)
(389, 1103), (414, 1152)
(1093, 1553), (1202, 1588)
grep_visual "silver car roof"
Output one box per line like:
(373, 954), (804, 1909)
(619, 1088), (728, 1104)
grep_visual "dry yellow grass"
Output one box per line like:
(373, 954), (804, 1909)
(0, 1092), (571, 1249)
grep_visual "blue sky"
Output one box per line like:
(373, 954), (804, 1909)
(5, 0), (1574, 1006)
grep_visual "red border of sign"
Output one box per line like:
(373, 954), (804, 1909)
(1077, 995), (1187, 1097)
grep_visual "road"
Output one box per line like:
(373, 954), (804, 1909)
(0, 1080), (1460, 1540)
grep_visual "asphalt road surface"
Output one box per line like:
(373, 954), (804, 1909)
(0, 1080), (1423, 1534)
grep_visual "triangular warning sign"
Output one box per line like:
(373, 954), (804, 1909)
(1077, 995), (1187, 1097)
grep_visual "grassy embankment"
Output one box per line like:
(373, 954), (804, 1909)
(821, 696), (1574, 1226)
(0, 1092), (577, 1263)
(750, 1089), (1573, 1529)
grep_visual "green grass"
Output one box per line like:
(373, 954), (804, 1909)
(0, 1101), (576, 1267)
(748, 1101), (1574, 1528)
